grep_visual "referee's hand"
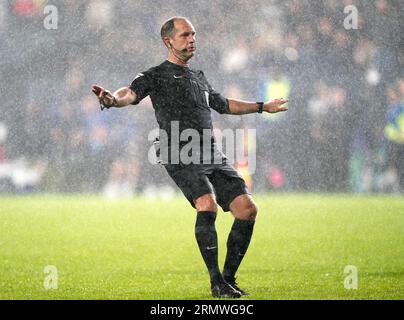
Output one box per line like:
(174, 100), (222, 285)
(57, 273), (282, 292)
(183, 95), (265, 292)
(92, 84), (115, 109)
(264, 98), (289, 113)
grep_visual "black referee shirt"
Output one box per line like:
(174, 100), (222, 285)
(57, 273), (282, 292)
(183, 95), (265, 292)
(130, 60), (230, 164)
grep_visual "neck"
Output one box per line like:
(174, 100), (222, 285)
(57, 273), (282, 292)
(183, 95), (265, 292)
(167, 52), (190, 67)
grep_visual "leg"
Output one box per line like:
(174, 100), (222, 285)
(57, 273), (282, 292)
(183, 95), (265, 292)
(194, 193), (241, 298)
(194, 193), (221, 284)
(222, 194), (257, 294)
(163, 165), (241, 298)
(205, 164), (256, 287)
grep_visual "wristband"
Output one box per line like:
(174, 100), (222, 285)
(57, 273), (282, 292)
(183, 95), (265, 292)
(257, 102), (264, 113)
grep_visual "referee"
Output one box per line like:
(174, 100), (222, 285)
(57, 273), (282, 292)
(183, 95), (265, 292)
(92, 17), (288, 298)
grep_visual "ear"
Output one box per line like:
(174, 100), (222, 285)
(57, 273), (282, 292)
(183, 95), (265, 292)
(163, 37), (172, 49)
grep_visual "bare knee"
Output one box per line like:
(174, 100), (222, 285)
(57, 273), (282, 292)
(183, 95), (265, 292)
(194, 193), (218, 212)
(243, 202), (258, 221)
(229, 194), (258, 221)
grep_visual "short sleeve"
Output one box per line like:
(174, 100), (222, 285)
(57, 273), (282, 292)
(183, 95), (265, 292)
(200, 71), (229, 114)
(129, 70), (154, 105)
(207, 84), (229, 114)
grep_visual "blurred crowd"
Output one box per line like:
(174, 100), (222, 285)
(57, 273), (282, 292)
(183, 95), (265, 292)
(1, 0), (403, 195)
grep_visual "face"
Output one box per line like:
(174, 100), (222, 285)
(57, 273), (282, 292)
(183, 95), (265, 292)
(166, 19), (196, 61)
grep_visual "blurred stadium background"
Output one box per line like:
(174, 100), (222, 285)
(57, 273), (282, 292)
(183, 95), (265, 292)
(0, 0), (403, 196)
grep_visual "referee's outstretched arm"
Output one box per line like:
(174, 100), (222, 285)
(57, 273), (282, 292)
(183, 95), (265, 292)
(227, 98), (289, 115)
(91, 84), (136, 109)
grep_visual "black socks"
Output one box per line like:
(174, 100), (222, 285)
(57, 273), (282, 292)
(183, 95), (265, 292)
(223, 219), (255, 282)
(195, 211), (222, 285)
(195, 213), (256, 285)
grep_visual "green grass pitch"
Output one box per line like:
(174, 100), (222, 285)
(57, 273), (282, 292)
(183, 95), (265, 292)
(0, 193), (403, 300)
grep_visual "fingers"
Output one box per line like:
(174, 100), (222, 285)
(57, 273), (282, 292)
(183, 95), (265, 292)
(277, 98), (288, 112)
(91, 85), (106, 105)
(267, 98), (289, 113)
(276, 98), (288, 105)
(92, 85), (111, 97)
(92, 85), (102, 94)
(94, 87), (111, 98)
(92, 85), (114, 112)
(98, 88), (105, 99)
(92, 85), (106, 105)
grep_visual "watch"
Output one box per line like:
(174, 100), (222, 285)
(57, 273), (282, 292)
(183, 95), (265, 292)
(257, 102), (264, 113)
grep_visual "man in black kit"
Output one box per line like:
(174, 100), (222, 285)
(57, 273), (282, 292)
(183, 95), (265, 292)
(92, 16), (288, 298)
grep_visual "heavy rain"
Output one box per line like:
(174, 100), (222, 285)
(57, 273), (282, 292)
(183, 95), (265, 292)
(1, 0), (403, 196)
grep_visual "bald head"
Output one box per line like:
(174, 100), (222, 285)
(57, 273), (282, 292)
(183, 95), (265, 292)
(160, 16), (191, 41)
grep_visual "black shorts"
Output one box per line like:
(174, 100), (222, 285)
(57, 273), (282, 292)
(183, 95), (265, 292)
(163, 162), (249, 212)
